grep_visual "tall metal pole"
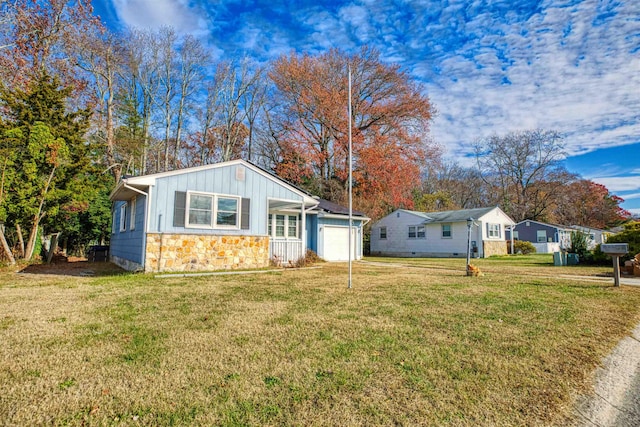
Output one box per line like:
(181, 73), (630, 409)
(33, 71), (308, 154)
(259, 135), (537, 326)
(348, 65), (353, 289)
(510, 225), (514, 255)
(466, 218), (472, 276)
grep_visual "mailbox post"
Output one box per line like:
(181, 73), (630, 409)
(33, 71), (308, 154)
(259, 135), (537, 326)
(600, 243), (629, 287)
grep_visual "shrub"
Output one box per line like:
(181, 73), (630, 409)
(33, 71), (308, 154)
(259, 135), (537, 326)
(291, 250), (324, 268)
(507, 240), (536, 255)
(584, 244), (612, 265)
(569, 231), (590, 259)
(604, 221), (640, 261)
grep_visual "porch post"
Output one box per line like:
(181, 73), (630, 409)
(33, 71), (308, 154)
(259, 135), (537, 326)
(301, 200), (307, 257)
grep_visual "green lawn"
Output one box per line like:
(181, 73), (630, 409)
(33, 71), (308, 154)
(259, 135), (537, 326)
(1, 257), (639, 426)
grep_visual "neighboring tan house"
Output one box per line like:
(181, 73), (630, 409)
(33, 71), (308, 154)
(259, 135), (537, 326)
(109, 159), (369, 272)
(506, 220), (573, 253)
(370, 206), (515, 258)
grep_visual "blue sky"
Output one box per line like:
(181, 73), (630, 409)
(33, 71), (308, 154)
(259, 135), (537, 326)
(92, 0), (640, 215)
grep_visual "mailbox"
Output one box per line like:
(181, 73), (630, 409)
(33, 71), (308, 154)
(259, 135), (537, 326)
(600, 243), (629, 256)
(600, 243), (629, 287)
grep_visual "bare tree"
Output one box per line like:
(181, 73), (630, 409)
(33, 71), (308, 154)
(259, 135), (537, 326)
(420, 162), (489, 210)
(75, 30), (125, 182)
(214, 60), (256, 162)
(240, 63), (267, 162)
(126, 28), (161, 174)
(191, 78), (222, 166)
(157, 26), (178, 171)
(475, 129), (569, 222)
(173, 35), (208, 168)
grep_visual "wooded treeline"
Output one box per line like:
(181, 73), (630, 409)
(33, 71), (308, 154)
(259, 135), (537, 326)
(0, 0), (630, 263)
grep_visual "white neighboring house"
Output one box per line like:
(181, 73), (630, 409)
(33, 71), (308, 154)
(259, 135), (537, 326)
(569, 225), (613, 250)
(370, 206), (516, 258)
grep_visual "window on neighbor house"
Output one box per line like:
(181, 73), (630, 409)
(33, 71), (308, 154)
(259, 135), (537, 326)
(119, 203), (127, 232)
(112, 209), (117, 234)
(442, 224), (452, 238)
(380, 227), (387, 239)
(513, 230), (519, 240)
(129, 196), (137, 231)
(186, 192), (240, 229)
(537, 230), (547, 243)
(488, 223), (501, 238)
(408, 225), (425, 239)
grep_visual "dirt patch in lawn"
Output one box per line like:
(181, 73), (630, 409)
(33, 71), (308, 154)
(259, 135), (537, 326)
(15, 256), (125, 277)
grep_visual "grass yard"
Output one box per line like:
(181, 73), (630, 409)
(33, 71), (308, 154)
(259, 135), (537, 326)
(1, 256), (640, 426)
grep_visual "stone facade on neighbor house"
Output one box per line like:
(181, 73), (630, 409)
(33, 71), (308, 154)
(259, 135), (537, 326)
(144, 234), (269, 273)
(483, 240), (508, 257)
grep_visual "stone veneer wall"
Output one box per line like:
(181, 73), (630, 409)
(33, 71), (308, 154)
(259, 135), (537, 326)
(483, 240), (508, 258)
(145, 233), (270, 273)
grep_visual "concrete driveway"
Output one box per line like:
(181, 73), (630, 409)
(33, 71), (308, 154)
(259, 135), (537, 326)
(574, 323), (640, 426)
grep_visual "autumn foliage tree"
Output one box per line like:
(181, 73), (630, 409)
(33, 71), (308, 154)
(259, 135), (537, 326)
(269, 47), (439, 218)
(0, 0), (99, 93)
(554, 179), (630, 228)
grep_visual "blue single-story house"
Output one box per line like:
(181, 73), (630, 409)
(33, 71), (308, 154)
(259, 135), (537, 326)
(505, 220), (573, 253)
(109, 159), (369, 272)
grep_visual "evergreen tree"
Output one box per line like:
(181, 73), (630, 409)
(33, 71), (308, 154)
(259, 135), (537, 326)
(0, 72), (95, 261)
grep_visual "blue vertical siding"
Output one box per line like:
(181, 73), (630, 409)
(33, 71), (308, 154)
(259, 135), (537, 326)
(149, 164), (305, 235)
(306, 214), (318, 252)
(110, 196), (145, 264)
(509, 222), (560, 243)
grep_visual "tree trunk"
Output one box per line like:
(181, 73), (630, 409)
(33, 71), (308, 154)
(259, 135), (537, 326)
(0, 227), (15, 265)
(24, 221), (39, 261)
(105, 87), (121, 183)
(15, 223), (25, 258)
(24, 166), (56, 260)
(45, 232), (60, 264)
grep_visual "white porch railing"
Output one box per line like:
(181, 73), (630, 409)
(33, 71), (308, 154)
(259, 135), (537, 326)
(533, 242), (561, 254)
(270, 240), (304, 265)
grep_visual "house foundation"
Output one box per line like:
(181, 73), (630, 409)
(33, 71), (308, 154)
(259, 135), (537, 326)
(145, 233), (270, 273)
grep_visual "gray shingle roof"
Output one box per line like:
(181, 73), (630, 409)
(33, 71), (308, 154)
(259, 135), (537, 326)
(316, 198), (367, 217)
(400, 207), (499, 223)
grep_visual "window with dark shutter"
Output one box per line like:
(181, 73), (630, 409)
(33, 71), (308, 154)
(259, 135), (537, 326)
(174, 191), (186, 227)
(241, 198), (250, 229)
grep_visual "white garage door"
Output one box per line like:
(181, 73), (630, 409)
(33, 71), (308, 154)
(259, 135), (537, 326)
(322, 226), (356, 261)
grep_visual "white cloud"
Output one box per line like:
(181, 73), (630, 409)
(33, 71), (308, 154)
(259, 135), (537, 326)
(112, 0), (208, 36)
(405, 0), (640, 162)
(588, 176), (640, 193)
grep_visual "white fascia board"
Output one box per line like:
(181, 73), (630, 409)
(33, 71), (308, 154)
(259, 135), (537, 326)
(319, 213), (371, 221)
